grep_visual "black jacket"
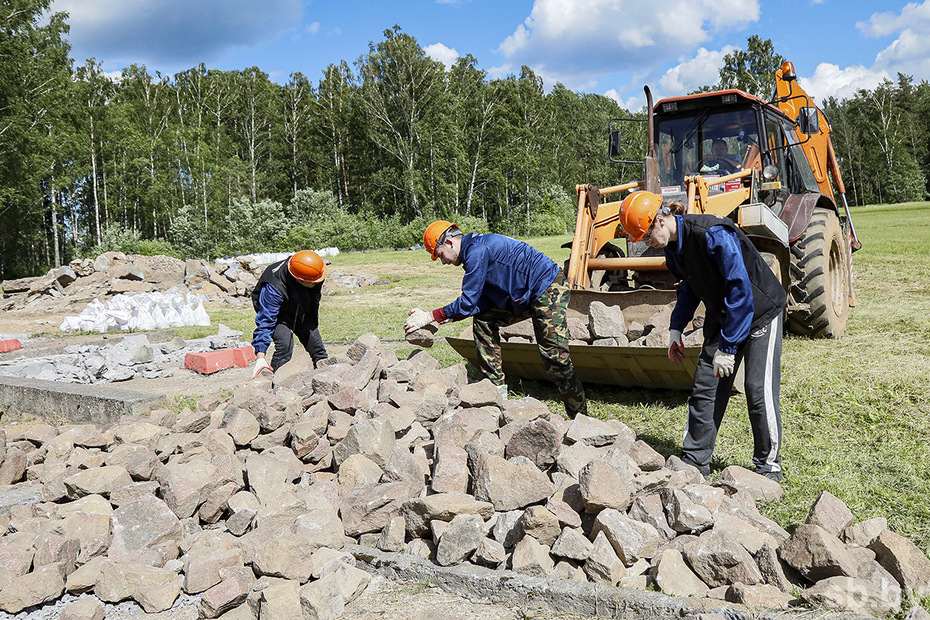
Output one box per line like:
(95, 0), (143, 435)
(251, 258), (321, 330)
(667, 214), (786, 339)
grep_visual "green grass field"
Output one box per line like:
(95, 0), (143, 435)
(188, 203), (930, 559)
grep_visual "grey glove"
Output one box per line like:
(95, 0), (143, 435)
(404, 308), (433, 333)
(713, 350), (735, 378)
(668, 329), (684, 364)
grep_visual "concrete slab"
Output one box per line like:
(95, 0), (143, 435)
(0, 376), (166, 425)
(0, 329), (178, 362)
(349, 545), (871, 620)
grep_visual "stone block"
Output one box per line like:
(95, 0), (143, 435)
(199, 577), (249, 618)
(806, 490), (855, 538)
(583, 531), (625, 585)
(579, 460), (632, 513)
(654, 548), (708, 597)
(870, 528), (930, 597)
(684, 529), (762, 588)
(511, 534), (554, 577)
(60, 597), (105, 620)
(779, 523), (858, 582)
(400, 492), (495, 538)
(436, 513), (485, 566)
(505, 418), (560, 470)
(472, 453), (554, 512)
(0, 564), (64, 613)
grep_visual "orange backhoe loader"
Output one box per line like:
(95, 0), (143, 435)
(449, 62), (860, 389)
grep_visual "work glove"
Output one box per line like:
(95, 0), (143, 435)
(404, 308), (433, 334)
(668, 329), (684, 364)
(712, 350), (735, 378)
(252, 357), (272, 380)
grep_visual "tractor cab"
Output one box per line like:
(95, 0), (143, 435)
(653, 89), (823, 218)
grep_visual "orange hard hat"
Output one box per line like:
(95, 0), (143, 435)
(619, 191), (664, 243)
(288, 250), (327, 283)
(423, 220), (455, 260)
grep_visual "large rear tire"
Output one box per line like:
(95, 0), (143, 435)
(787, 208), (850, 338)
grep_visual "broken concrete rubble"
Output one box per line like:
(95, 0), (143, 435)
(0, 332), (921, 618)
(0, 251), (381, 317)
(0, 325), (250, 385)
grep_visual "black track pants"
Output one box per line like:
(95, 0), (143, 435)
(269, 322), (327, 370)
(681, 314), (783, 475)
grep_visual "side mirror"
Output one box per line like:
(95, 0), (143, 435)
(797, 107), (820, 135)
(608, 130), (622, 159)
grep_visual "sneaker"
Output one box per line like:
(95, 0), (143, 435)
(760, 470), (783, 482)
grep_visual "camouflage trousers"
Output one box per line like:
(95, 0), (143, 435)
(472, 273), (587, 417)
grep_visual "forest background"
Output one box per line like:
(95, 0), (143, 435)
(2, 0), (927, 279)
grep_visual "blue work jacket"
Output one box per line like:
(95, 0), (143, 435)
(441, 233), (558, 320)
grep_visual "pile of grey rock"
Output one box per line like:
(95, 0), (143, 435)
(501, 301), (705, 348)
(0, 333), (927, 619)
(0, 327), (248, 384)
(0, 252), (380, 314)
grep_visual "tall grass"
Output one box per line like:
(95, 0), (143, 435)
(201, 209), (930, 556)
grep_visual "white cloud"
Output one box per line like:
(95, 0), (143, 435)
(306, 22), (320, 35)
(657, 46), (734, 97)
(52, 0), (302, 69)
(487, 63), (513, 80)
(604, 88), (645, 112)
(858, 2), (930, 37)
(799, 62), (890, 103)
(497, 0), (759, 88)
(424, 42), (460, 69)
(849, 1), (930, 84)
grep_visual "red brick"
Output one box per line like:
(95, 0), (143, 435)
(185, 350), (233, 375)
(231, 345), (256, 367)
(185, 346), (257, 374)
(0, 339), (22, 353)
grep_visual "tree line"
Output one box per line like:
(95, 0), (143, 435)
(0, 4), (925, 278)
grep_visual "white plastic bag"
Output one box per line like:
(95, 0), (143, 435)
(60, 291), (212, 333)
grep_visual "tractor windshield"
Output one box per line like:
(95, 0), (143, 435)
(655, 108), (760, 190)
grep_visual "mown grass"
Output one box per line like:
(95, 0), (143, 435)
(195, 212), (930, 561)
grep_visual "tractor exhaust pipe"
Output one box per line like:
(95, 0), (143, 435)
(644, 86), (660, 194)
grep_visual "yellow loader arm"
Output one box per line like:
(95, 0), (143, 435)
(567, 169), (756, 290)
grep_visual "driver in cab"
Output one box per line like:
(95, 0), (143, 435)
(702, 139), (741, 174)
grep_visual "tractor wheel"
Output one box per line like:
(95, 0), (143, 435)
(787, 208), (850, 338)
(760, 252), (782, 285)
(589, 246), (626, 292)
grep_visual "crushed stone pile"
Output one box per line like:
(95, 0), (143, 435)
(0, 325), (248, 384)
(0, 333), (925, 619)
(0, 251), (381, 317)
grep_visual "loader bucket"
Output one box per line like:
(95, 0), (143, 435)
(446, 288), (700, 390)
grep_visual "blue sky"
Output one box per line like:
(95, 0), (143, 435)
(49, 0), (928, 110)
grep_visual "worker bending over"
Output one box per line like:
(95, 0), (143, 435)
(620, 192), (786, 481)
(404, 221), (586, 418)
(250, 250), (328, 379)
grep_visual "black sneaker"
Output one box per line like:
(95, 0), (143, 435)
(760, 470), (783, 482)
